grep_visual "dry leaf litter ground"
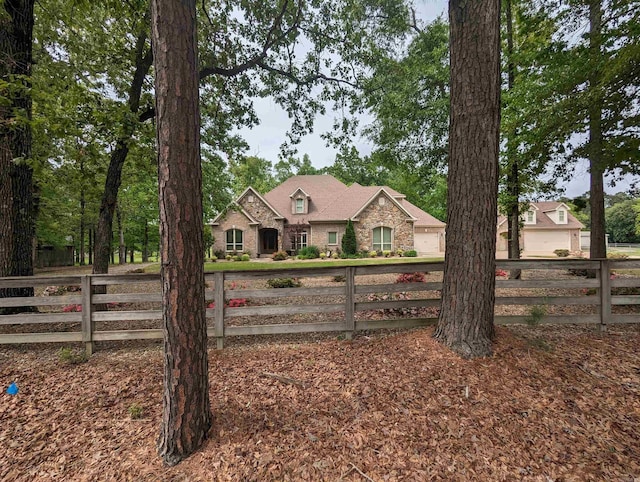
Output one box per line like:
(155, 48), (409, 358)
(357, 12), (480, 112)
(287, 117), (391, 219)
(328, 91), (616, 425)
(1, 324), (639, 481)
(1, 263), (639, 480)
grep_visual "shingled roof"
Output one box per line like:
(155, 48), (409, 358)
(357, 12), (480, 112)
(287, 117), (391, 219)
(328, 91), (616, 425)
(262, 175), (444, 226)
(498, 202), (584, 229)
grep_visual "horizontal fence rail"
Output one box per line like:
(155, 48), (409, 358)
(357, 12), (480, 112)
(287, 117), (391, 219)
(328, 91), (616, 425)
(0, 259), (638, 355)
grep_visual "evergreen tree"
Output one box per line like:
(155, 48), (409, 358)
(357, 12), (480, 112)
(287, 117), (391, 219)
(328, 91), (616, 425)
(342, 219), (357, 255)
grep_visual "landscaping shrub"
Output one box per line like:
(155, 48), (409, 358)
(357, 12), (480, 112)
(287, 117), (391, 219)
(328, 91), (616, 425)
(383, 250), (392, 258)
(298, 245), (320, 259)
(267, 278), (302, 288)
(272, 250), (288, 261)
(209, 255), (217, 262)
(395, 249), (404, 257)
(233, 255), (242, 261)
(241, 253), (250, 261)
(369, 250), (378, 258)
(214, 249), (226, 260)
(331, 252), (339, 259)
(404, 249), (418, 257)
(319, 252), (327, 259)
(225, 254), (233, 261)
(396, 272), (426, 283)
(554, 249), (570, 257)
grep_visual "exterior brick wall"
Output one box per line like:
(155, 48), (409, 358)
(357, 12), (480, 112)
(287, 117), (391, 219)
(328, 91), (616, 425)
(354, 195), (414, 251)
(309, 223), (346, 252)
(211, 209), (257, 255)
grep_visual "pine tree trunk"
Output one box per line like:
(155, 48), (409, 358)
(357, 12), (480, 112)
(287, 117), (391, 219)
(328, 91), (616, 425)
(588, 0), (606, 261)
(504, 0), (521, 279)
(0, 0), (36, 314)
(152, 0), (211, 466)
(434, 0), (501, 358)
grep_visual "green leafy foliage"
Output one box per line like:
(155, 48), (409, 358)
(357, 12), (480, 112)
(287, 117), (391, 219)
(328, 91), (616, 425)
(267, 278), (302, 289)
(341, 219), (357, 255)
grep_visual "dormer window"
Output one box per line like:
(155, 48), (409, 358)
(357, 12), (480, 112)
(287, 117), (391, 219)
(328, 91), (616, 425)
(558, 210), (565, 223)
(525, 210), (535, 224)
(295, 198), (304, 213)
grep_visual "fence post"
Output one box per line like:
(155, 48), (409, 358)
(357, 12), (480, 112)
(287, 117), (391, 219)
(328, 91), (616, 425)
(345, 266), (355, 339)
(214, 272), (225, 349)
(81, 275), (94, 356)
(599, 258), (611, 332)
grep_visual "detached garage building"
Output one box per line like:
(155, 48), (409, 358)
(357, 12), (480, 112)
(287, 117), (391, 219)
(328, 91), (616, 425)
(497, 202), (583, 256)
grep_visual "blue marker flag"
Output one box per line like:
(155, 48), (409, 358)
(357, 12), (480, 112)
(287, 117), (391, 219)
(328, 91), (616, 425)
(6, 382), (18, 395)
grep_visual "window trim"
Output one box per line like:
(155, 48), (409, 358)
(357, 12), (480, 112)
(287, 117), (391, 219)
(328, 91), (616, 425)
(225, 229), (243, 252)
(372, 226), (392, 251)
(295, 198), (304, 213)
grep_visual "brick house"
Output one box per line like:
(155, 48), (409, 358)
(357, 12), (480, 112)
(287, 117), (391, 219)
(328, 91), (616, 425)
(210, 175), (445, 257)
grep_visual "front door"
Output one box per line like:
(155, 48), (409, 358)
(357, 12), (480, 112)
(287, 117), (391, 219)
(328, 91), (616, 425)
(260, 228), (278, 255)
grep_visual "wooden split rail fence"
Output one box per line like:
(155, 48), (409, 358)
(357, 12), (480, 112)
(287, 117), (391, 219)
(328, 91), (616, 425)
(0, 259), (638, 355)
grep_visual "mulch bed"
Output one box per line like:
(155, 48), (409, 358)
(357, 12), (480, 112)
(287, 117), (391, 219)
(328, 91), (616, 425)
(1, 324), (639, 481)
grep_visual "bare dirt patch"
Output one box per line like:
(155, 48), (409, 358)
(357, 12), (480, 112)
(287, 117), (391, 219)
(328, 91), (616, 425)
(1, 324), (639, 481)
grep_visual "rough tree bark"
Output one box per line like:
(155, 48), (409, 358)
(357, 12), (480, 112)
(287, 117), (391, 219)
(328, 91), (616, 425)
(152, 0), (211, 466)
(434, 0), (501, 358)
(0, 0), (36, 314)
(504, 0), (521, 280)
(588, 0), (607, 261)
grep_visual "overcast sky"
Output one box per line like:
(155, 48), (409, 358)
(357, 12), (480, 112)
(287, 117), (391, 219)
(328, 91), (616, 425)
(236, 0), (636, 199)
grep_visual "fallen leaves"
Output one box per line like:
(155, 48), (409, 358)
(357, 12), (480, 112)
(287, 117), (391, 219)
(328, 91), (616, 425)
(0, 324), (639, 481)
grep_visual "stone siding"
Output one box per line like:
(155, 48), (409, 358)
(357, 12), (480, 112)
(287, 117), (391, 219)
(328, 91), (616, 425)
(354, 195), (414, 251)
(238, 192), (285, 253)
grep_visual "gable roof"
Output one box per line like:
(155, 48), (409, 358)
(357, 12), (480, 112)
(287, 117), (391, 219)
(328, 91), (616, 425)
(262, 174), (444, 225)
(497, 202), (584, 229)
(210, 186), (284, 225)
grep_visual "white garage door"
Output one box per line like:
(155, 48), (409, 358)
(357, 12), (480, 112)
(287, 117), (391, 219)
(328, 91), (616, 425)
(524, 230), (571, 252)
(414, 232), (440, 254)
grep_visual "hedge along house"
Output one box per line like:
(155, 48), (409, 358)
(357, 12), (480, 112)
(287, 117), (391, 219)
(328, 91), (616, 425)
(496, 202), (584, 256)
(210, 175), (446, 257)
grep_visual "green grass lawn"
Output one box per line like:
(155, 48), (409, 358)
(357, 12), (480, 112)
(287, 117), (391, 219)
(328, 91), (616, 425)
(143, 256), (443, 273)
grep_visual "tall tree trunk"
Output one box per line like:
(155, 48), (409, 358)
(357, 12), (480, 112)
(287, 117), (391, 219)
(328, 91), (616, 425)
(588, 0), (606, 261)
(92, 17), (152, 276)
(116, 203), (126, 264)
(129, 247), (134, 263)
(142, 220), (149, 262)
(504, 0), (521, 279)
(434, 0), (501, 358)
(88, 227), (93, 265)
(0, 0), (36, 314)
(80, 187), (86, 265)
(152, 0), (211, 466)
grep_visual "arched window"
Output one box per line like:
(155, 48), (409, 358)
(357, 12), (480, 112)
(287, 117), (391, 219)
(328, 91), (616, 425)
(373, 226), (392, 251)
(226, 229), (243, 251)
